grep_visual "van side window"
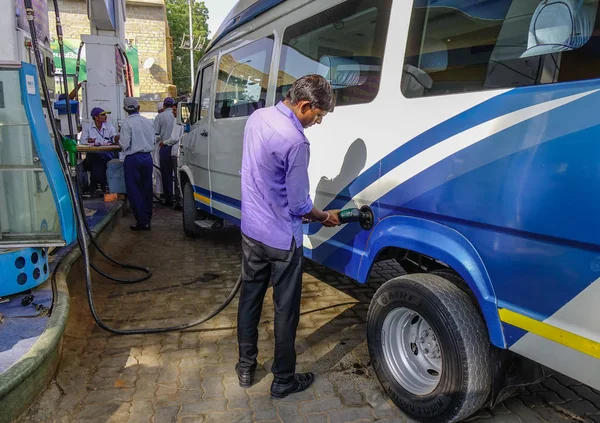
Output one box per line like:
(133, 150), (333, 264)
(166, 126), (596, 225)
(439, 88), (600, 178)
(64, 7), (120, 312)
(276, 0), (392, 107)
(199, 64), (214, 121)
(191, 64), (214, 124)
(402, 0), (600, 98)
(190, 69), (202, 125)
(214, 36), (274, 119)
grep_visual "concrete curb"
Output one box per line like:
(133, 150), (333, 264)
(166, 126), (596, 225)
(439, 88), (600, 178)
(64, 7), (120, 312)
(0, 202), (124, 423)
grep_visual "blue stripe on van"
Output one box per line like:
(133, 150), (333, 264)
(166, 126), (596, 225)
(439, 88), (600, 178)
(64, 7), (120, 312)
(193, 185), (242, 209)
(309, 80), (600, 236)
(212, 191), (242, 209)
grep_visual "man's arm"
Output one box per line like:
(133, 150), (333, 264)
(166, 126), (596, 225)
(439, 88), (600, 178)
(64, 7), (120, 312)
(164, 125), (183, 146)
(154, 114), (162, 143)
(118, 122), (132, 152)
(285, 143), (340, 227)
(107, 125), (119, 143)
(79, 124), (90, 144)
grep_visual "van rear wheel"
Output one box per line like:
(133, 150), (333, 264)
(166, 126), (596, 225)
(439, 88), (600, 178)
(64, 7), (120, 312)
(367, 274), (491, 423)
(183, 182), (202, 237)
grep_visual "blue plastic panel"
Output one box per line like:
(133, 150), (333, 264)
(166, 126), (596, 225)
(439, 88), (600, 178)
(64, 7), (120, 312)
(0, 248), (49, 296)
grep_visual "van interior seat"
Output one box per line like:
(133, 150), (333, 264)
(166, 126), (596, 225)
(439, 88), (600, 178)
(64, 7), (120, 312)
(521, 0), (595, 58)
(318, 56), (382, 89)
(420, 37), (449, 73)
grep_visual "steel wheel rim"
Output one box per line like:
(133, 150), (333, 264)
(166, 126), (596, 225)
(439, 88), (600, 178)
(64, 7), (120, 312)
(381, 307), (442, 395)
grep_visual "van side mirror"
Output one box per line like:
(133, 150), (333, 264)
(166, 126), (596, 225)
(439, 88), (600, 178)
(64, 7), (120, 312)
(177, 102), (191, 127)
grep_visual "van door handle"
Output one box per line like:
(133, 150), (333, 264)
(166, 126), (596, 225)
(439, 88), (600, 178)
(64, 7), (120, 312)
(200, 130), (208, 137)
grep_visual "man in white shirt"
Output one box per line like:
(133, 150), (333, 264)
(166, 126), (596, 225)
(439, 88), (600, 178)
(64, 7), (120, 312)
(155, 97), (176, 206)
(118, 97), (155, 230)
(159, 103), (184, 209)
(80, 107), (118, 194)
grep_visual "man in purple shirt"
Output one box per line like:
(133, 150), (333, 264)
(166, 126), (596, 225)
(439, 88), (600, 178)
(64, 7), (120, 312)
(237, 75), (341, 398)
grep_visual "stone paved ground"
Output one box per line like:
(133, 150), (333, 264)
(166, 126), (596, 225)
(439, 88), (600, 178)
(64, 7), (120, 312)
(17, 206), (600, 423)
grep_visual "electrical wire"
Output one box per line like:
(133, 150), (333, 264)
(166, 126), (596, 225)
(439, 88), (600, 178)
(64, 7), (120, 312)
(24, 0), (242, 335)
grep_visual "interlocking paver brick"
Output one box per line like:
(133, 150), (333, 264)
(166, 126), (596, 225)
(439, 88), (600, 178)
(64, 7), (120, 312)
(313, 375), (336, 398)
(364, 389), (397, 418)
(77, 402), (126, 421)
(304, 414), (329, 423)
(180, 417), (205, 423)
(152, 405), (179, 423)
(180, 398), (228, 416)
(276, 402), (304, 423)
(157, 362), (180, 384)
(250, 394), (279, 420)
(301, 397), (344, 414)
(17, 208), (600, 423)
(503, 397), (545, 422)
(85, 387), (135, 403)
(202, 375), (225, 399)
(337, 388), (365, 407)
(327, 407), (373, 423)
(226, 379), (252, 409)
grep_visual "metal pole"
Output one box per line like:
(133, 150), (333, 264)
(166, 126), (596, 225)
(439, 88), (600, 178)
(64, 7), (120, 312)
(189, 0), (194, 87)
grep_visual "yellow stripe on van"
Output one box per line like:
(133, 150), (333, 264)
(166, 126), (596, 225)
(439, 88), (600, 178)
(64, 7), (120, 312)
(193, 192), (210, 205)
(499, 308), (600, 359)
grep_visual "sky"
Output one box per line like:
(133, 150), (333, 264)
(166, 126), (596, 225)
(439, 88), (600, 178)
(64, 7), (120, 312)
(203, 0), (239, 37)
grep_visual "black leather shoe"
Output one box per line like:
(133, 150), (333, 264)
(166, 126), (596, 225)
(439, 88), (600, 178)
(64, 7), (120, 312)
(235, 363), (255, 388)
(130, 224), (151, 231)
(270, 373), (315, 399)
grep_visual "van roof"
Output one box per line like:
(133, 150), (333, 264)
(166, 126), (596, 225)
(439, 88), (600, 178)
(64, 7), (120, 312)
(206, 0), (287, 52)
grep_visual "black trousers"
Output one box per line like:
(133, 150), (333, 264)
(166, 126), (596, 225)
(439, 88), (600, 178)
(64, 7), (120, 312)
(171, 156), (181, 205)
(237, 234), (303, 383)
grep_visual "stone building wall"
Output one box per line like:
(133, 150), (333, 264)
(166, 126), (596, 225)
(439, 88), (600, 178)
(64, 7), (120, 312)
(49, 0), (174, 99)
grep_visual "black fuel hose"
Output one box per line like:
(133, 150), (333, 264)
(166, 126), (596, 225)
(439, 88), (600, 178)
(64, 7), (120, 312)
(24, 0), (242, 334)
(50, 0), (75, 140)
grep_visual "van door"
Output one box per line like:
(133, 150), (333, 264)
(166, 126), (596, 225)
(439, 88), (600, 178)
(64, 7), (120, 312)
(208, 36), (275, 223)
(183, 61), (214, 209)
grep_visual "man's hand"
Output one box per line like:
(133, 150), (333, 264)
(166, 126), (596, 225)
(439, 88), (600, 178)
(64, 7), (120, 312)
(88, 138), (96, 144)
(303, 207), (341, 227)
(159, 142), (165, 147)
(321, 209), (341, 227)
(113, 135), (120, 143)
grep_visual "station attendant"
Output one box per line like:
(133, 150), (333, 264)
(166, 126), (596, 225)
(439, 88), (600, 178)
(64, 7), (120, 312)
(80, 107), (118, 194)
(155, 97), (176, 206)
(159, 102), (184, 209)
(236, 75), (340, 398)
(118, 98), (155, 231)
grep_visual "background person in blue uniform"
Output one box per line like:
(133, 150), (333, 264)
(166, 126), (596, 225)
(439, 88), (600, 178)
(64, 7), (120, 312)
(155, 97), (176, 206)
(160, 102), (184, 209)
(118, 98), (155, 231)
(80, 107), (118, 194)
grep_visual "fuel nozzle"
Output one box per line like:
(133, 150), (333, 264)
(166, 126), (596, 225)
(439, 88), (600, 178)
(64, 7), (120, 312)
(61, 136), (78, 167)
(339, 205), (374, 230)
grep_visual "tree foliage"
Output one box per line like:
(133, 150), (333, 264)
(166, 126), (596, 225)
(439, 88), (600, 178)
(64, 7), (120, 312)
(166, 0), (209, 95)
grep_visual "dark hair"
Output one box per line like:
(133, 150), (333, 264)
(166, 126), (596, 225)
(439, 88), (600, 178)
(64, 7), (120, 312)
(286, 74), (335, 112)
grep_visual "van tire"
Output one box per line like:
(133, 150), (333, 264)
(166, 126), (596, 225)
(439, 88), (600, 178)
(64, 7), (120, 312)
(430, 269), (477, 303)
(367, 274), (491, 423)
(183, 182), (202, 237)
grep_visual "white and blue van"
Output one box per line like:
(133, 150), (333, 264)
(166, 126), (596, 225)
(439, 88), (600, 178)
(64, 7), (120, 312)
(177, 1), (600, 421)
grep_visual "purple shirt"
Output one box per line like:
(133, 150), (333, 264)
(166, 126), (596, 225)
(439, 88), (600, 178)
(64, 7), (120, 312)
(241, 102), (314, 250)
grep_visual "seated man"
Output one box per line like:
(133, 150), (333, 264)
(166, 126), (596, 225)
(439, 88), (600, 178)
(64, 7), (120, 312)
(81, 107), (119, 194)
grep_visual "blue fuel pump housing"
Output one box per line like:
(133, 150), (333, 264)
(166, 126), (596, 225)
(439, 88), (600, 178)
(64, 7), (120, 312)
(0, 62), (76, 296)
